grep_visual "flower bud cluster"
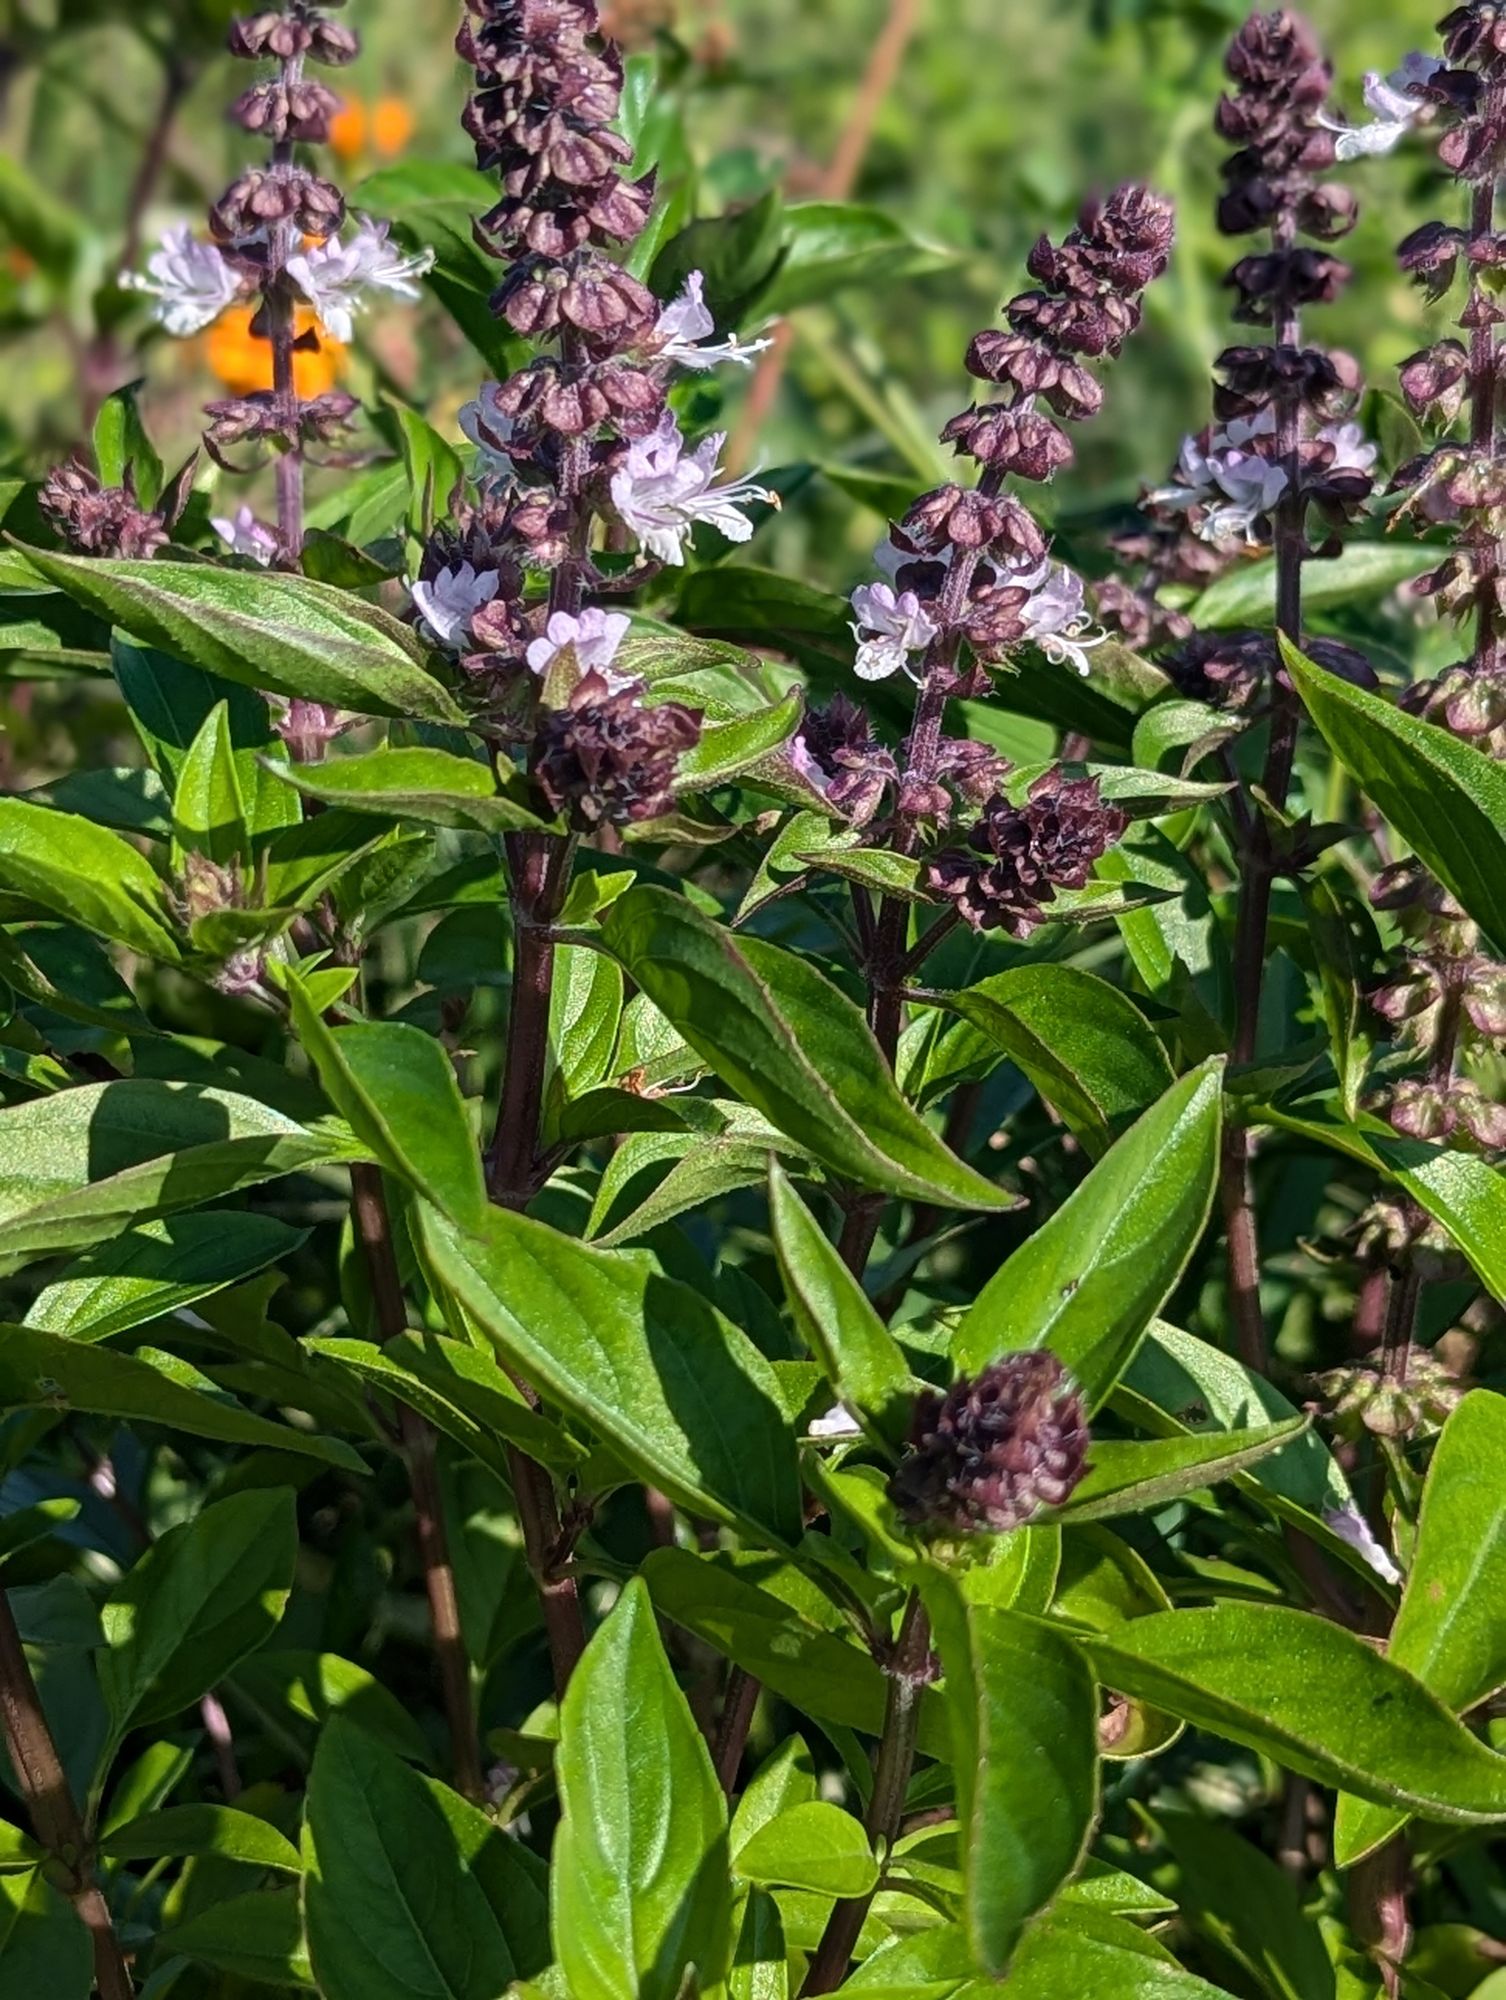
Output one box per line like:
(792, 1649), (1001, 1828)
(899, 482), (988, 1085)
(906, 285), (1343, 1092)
(795, 186), (1170, 850)
(1102, 13), (1375, 662)
(888, 1352), (1090, 1537)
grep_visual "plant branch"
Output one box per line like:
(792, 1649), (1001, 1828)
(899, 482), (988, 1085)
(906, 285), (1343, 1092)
(802, 1592), (932, 1994)
(349, 1161), (484, 1803)
(0, 1590), (134, 2000)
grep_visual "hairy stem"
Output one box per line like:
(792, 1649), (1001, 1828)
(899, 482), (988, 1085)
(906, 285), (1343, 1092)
(0, 1590), (134, 2000)
(1469, 176), (1499, 674)
(1217, 224), (1305, 1373)
(713, 1665), (761, 1795)
(349, 1162), (484, 1803)
(802, 1593), (932, 1994)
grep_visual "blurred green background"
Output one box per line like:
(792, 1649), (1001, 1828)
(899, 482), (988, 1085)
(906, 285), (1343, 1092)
(0, 0), (1453, 589)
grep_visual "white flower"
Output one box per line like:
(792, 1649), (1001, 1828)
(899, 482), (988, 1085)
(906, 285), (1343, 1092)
(1323, 1503), (1402, 1585)
(609, 410), (777, 566)
(1318, 419), (1379, 477)
(651, 270), (774, 371)
(526, 608), (634, 689)
(458, 382), (516, 480)
(285, 217), (435, 343)
(1014, 560), (1103, 678)
(806, 1403), (863, 1441)
(1323, 52), (1443, 160)
(848, 580), (938, 682)
(1150, 414), (1289, 545)
(121, 226), (242, 337)
(212, 505), (279, 566)
(409, 563), (500, 649)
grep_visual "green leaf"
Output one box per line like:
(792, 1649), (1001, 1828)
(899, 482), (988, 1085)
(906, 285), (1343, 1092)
(304, 1332), (582, 1474)
(160, 1887), (313, 1987)
(0, 1081), (349, 1271)
(991, 1905), (1240, 2000)
(0, 797), (177, 958)
(0, 154), (85, 279)
(1335, 1390), (1506, 1867)
(1192, 543), (1437, 627)
(284, 974), (487, 1231)
(758, 201), (956, 315)
(228, 1650), (434, 1768)
(1078, 1604), (1506, 1823)
(677, 689), (804, 792)
(730, 1739), (819, 1856)
(111, 636), (300, 840)
(388, 399), (464, 537)
(420, 1203), (803, 1546)
(99, 1488), (297, 1734)
(1283, 638), (1506, 952)
(641, 1547), (948, 1757)
(0, 1499), (80, 1571)
(274, 746), (553, 834)
(26, 1213), (304, 1343)
(1299, 876), (1375, 1121)
(305, 1719), (523, 2000)
(1055, 1421), (1307, 1523)
(171, 699), (250, 870)
(1115, 1321), (1356, 1526)
(92, 382), (163, 504)
(1155, 1810), (1334, 2000)
(923, 1581), (1098, 1974)
(601, 887), (1013, 1210)
(735, 1802), (877, 1898)
(0, 1869), (91, 1998)
(953, 1062), (1224, 1407)
(553, 1577), (732, 2000)
(0, 1324), (363, 1471)
(99, 1803), (302, 1872)
(768, 1161), (912, 1448)
(731, 1889), (789, 2000)
(650, 189), (786, 324)
(918, 966), (1173, 1156)
(16, 548), (466, 725)
(1254, 1102), (1506, 1307)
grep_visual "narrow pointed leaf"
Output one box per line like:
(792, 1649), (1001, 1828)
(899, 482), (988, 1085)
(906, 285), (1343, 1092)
(923, 1579), (1098, 1974)
(0, 797), (177, 958)
(1335, 1389), (1506, 1866)
(602, 886), (1014, 1209)
(1283, 637), (1506, 951)
(420, 1204), (802, 1546)
(553, 1578), (732, 2000)
(17, 546), (466, 724)
(273, 746), (553, 834)
(1080, 1604), (1506, 1822)
(954, 1062), (1224, 1407)
(768, 1161), (912, 1446)
(1054, 1420), (1307, 1523)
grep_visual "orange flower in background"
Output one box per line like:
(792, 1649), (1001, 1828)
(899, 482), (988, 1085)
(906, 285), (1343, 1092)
(203, 306), (345, 397)
(328, 94), (415, 165)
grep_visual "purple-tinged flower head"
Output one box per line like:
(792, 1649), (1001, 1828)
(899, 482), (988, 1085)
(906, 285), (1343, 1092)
(534, 671), (702, 827)
(40, 457), (193, 562)
(849, 582), (939, 684)
(924, 770), (1127, 936)
(888, 1352), (1090, 1536)
(789, 695), (900, 828)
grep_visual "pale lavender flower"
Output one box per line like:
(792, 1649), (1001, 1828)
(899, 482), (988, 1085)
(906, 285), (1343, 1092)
(410, 562), (501, 649)
(1151, 411), (1289, 543)
(458, 382), (516, 480)
(609, 410), (777, 566)
(1324, 52), (1443, 160)
(121, 226), (243, 336)
(650, 270), (774, 371)
(1015, 560), (1103, 677)
(1323, 1502), (1403, 1585)
(286, 217), (434, 343)
(525, 608), (634, 689)
(212, 504), (280, 565)
(1318, 419), (1379, 477)
(849, 580), (939, 683)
